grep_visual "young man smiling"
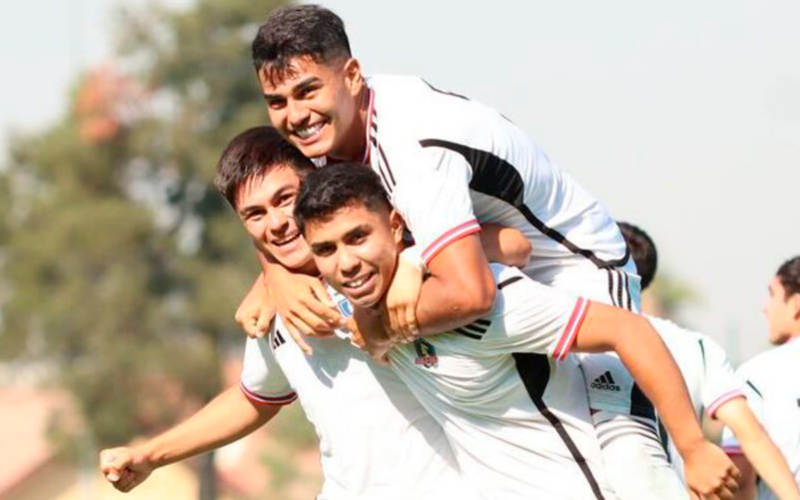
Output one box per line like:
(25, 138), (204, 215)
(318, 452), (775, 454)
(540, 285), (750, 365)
(242, 5), (739, 499)
(294, 162), (742, 500)
(99, 127), (477, 500)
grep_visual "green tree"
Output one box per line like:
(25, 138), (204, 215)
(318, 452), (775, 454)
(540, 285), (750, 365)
(0, 1), (293, 499)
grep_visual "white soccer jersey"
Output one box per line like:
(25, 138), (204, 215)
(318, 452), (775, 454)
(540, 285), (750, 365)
(721, 337), (800, 500)
(652, 317), (744, 474)
(240, 316), (473, 500)
(330, 264), (618, 500)
(360, 74), (640, 308)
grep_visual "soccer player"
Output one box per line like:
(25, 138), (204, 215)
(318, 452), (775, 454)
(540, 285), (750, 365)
(241, 5), (738, 498)
(99, 127), (478, 500)
(618, 223), (800, 500)
(294, 162), (740, 500)
(721, 256), (800, 500)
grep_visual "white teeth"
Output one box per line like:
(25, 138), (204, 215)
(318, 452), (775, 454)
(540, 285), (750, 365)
(345, 275), (370, 288)
(295, 123), (323, 139)
(273, 234), (298, 246)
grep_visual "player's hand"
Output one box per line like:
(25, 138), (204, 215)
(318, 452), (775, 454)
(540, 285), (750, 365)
(352, 306), (395, 362)
(382, 255), (423, 344)
(266, 270), (343, 354)
(99, 446), (154, 493)
(682, 441), (740, 500)
(235, 274), (275, 339)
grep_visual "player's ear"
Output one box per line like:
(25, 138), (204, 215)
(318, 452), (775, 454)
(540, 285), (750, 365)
(342, 58), (364, 97)
(790, 293), (800, 321)
(389, 209), (405, 245)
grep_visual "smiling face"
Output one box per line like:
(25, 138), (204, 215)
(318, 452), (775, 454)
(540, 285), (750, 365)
(258, 56), (367, 161)
(235, 165), (314, 272)
(304, 203), (404, 309)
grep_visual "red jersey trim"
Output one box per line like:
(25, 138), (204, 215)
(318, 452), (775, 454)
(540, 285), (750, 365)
(553, 297), (591, 361)
(722, 445), (744, 456)
(422, 219), (481, 265)
(361, 87), (376, 164)
(706, 390), (746, 419)
(240, 382), (297, 406)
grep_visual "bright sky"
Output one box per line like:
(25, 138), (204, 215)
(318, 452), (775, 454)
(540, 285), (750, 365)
(2, 0), (798, 362)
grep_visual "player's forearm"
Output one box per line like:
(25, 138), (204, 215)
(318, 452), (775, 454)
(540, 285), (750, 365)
(719, 401), (800, 500)
(479, 224), (531, 269)
(415, 235), (496, 336)
(415, 273), (495, 335)
(609, 315), (705, 453)
(139, 385), (279, 469)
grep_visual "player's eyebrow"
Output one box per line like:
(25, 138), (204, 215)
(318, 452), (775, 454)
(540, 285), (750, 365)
(263, 76), (321, 101)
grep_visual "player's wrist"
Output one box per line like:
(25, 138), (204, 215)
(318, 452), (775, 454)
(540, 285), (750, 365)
(399, 245), (428, 277)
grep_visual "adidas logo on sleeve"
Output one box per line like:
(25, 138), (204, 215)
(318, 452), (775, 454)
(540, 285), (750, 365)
(591, 371), (621, 392)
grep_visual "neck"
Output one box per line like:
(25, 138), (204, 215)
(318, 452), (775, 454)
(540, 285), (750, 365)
(329, 86), (370, 162)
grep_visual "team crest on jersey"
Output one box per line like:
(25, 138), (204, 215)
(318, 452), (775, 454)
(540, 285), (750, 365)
(336, 297), (353, 318)
(414, 339), (438, 368)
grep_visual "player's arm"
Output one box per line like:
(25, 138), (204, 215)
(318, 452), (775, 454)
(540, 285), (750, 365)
(99, 384), (281, 493)
(414, 233), (496, 336)
(382, 224), (530, 342)
(479, 223), (532, 269)
(573, 303), (740, 499)
(716, 398), (800, 500)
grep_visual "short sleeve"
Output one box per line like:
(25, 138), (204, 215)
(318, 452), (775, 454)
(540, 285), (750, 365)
(721, 365), (766, 455)
(480, 264), (590, 361)
(388, 142), (480, 265)
(699, 336), (746, 419)
(240, 332), (297, 406)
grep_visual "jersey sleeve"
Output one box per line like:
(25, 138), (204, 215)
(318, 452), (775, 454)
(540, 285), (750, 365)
(480, 264), (590, 360)
(699, 335), (746, 419)
(240, 334), (297, 406)
(720, 365), (766, 455)
(387, 142), (480, 265)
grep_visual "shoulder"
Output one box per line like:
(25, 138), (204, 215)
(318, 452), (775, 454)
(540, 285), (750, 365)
(736, 343), (792, 380)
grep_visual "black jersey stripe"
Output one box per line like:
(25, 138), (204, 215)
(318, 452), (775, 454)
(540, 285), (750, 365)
(615, 270), (624, 311)
(377, 145), (396, 186)
(474, 318), (491, 326)
(746, 380), (763, 398)
(462, 324), (488, 334)
(629, 382), (656, 420)
(422, 78), (470, 101)
(698, 339), (707, 373)
(375, 161), (394, 195)
(453, 327), (483, 340)
(606, 269), (617, 307)
(418, 139), (630, 270)
(497, 275), (524, 290)
(513, 353), (607, 500)
(623, 271), (632, 311)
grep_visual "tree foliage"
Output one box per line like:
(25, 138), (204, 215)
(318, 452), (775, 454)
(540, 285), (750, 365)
(0, 0), (288, 475)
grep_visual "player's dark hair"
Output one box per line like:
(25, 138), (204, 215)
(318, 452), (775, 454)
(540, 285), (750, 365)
(214, 126), (315, 209)
(294, 163), (390, 235)
(776, 256), (800, 300)
(252, 5), (351, 84)
(618, 222), (658, 291)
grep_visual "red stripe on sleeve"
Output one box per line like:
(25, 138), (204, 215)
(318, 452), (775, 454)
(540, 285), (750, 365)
(240, 383), (297, 406)
(553, 298), (591, 361)
(706, 390), (745, 419)
(422, 219), (481, 265)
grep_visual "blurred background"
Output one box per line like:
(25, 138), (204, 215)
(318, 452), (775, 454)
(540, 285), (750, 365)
(0, 0), (797, 499)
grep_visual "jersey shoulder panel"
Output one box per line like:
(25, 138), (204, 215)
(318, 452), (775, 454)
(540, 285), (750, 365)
(240, 321), (297, 405)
